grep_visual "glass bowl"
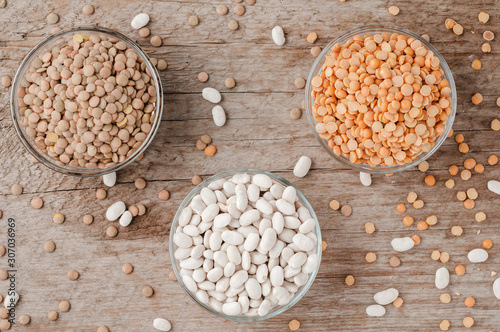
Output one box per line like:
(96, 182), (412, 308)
(169, 168), (322, 322)
(306, 25), (456, 174)
(10, 26), (163, 177)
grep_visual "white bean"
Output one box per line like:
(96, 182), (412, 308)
(201, 187), (217, 205)
(252, 174), (273, 189)
(366, 304), (386, 317)
(391, 237), (415, 252)
(230, 270), (249, 289)
(214, 213), (232, 228)
(174, 233), (193, 248)
(293, 156), (312, 178)
(103, 172), (116, 187)
(276, 199), (295, 215)
(259, 228), (277, 253)
(493, 278), (500, 299)
(224, 262), (236, 277)
(178, 207), (192, 227)
(131, 13), (150, 30)
(119, 211), (133, 227)
(288, 252), (307, 269)
(273, 286), (290, 305)
(468, 248), (488, 263)
(282, 186), (296, 203)
(247, 184), (260, 202)
(488, 180), (500, 195)
(212, 105), (226, 126)
(270, 266), (284, 287)
(222, 302), (241, 316)
(202, 87), (222, 103)
(270, 184), (284, 199)
(222, 230), (244, 246)
(245, 278), (262, 300)
(435, 267), (449, 289)
(182, 275), (198, 293)
(302, 254), (319, 274)
(271, 26), (286, 46)
(153, 318), (172, 331)
(240, 209), (260, 227)
(209, 232), (222, 251)
(256, 198), (273, 215)
(180, 257), (204, 270)
(227, 245), (242, 265)
(258, 299), (272, 316)
(106, 201), (126, 221)
(284, 216), (301, 229)
(374, 288), (399, 305)
(299, 219), (316, 234)
(360, 172), (372, 186)
(201, 204), (219, 222)
(256, 264), (268, 283)
(292, 233), (315, 251)
(207, 267), (223, 282)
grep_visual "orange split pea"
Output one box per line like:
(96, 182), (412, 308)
(463, 158), (476, 169)
(417, 221), (429, 230)
(411, 234), (421, 245)
(396, 203), (406, 213)
(488, 154), (498, 165)
(464, 296), (475, 308)
(289, 319), (300, 331)
(482, 238), (493, 249)
(464, 198), (475, 209)
(204, 145), (217, 156)
(425, 175), (436, 186)
(455, 264), (465, 276)
(403, 215), (414, 227)
(449, 165), (459, 175)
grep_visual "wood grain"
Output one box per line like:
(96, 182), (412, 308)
(1, 0), (500, 331)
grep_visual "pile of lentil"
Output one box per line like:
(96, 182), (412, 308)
(311, 32), (452, 166)
(16, 32), (159, 169)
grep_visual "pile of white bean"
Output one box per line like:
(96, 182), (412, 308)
(172, 172), (320, 317)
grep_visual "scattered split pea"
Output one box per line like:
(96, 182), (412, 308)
(53, 213), (65, 224)
(478, 12), (489, 23)
(122, 263), (134, 274)
(1, 75), (11, 88)
(345, 275), (355, 286)
(44, 241), (56, 253)
(475, 212), (486, 222)
(188, 15), (199, 26)
(471, 60), (481, 70)
(431, 251), (441, 261)
(418, 161), (429, 172)
(159, 190), (170, 201)
(451, 226), (463, 236)
(482, 43), (491, 52)
(396, 203), (406, 213)
(365, 222), (375, 234)
(67, 270), (79, 281)
(445, 179), (455, 189)
(440, 319), (450, 331)
(306, 32), (317, 43)
(290, 108), (302, 120)
(463, 316), (474, 328)
(440, 293), (451, 303)
(142, 285), (154, 297)
(289, 319), (300, 331)
(365, 252), (377, 263)
(329, 200), (340, 210)
(96, 189), (107, 200)
(471, 93), (483, 105)
(59, 300), (71, 312)
(388, 6), (399, 15)
(18, 314), (30, 325)
(455, 265), (465, 276)
(47, 310), (58, 321)
(31, 197), (43, 209)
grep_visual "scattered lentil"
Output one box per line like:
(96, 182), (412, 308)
(472, 93), (483, 105)
(150, 35), (162, 47)
(463, 317), (474, 328)
(67, 270), (79, 281)
(365, 252), (377, 263)
(482, 43), (492, 53)
(53, 213), (65, 224)
(453, 24), (464, 35)
(425, 175), (436, 186)
(488, 155), (499, 165)
(246, 0), (255, 4)
(322, 240), (327, 251)
(365, 222), (375, 234)
(192, 175), (203, 186)
(196, 140), (207, 151)
(464, 296), (475, 308)
(388, 6), (400, 15)
(411, 234), (421, 245)
(122, 263), (134, 274)
(290, 108), (302, 120)
(83, 214), (94, 225)
(97, 327), (109, 332)
(0, 270), (7, 280)
(44, 241), (56, 253)
(204, 145), (217, 156)
(445, 179), (455, 189)
(59, 300), (71, 312)
(31, 197), (43, 209)
(135, 178), (147, 190)
(310, 46), (321, 57)
(96, 189), (107, 200)
(142, 285), (154, 297)
(158, 190), (170, 201)
(445, 19), (456, 30)
(402, 215), (414, 227)
(483, 31), (494, 41)
(216, 4), (228, 15)
(389, 256), (401, 267)
(471, 60), (481, 70)
(0, 308), (8, 319)
(106, 225), (118, 238)
(418, 161), (429, 172)
(393, 297), (403, 307)
(228, 19), (239, 31)
(478, 12), (489, 23)
(82, 4), (94, 15)
(48, 310), (58, 321)
(457, 191), (466, 201)
(225, 77), (236, 89)
(137, 204), (146, 216)
(1, 75), (11, 88)
(340, 204), (352, 216)
(129, 205), (139, 217)
(345, 275), (355, 286)
(0, 320), (10, 330)
(461, 169), (471, 181)
(200, 134), (212, 144)
(10, 184), (22, 196)
(306, 32), (317, 44)
(289, 319), (300, 331)
(188, 15), (199, 26)
(475, 212), (486, 222)
(157, 60), (167, 71)
(168, 269), (177, 281)
(455, 264), (465, 276)
(451, 226), (463, 236)
(329, 200), (340, 210)
(482, 238), (493, 249)
(0, 246), (5, 256)
(138, 27), (150, 38)
(426, 215), (438, 226)
(294, 77), (306, 89)
(19, 314), (30, 325)
(455, 133), (464, 143)
(407, 192), (417, 204)
(47, 12), (59, 24)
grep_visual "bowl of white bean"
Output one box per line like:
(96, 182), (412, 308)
(306, 25), (456, 174)
(10, 26), (163, 176)
(169, 169), (322, 322)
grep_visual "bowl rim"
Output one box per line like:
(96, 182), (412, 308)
(305, 25), (457, 174)
(169, 168), (322, 322)
(10, 25), (164, 177)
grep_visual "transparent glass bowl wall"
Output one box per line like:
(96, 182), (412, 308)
(10, 26), (163, 177)
(306, 25), (456, 174)
(169, 169), (322, 322)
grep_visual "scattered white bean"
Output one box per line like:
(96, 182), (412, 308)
(391, 237), (414, 252)
(373, 288), (399, 305)
(435, 267), (450, 289)
(103, 172), (117, 187)
(106, 201), (126, 221)
(493, 278), (500, 299)
(272, 26), (286, 46)
(202, 87), (222, 103)
(360, 172), (372, 186)
(119, 211), (133, 227)
(153, 318), (172, 332)
(487, 180), (500, 195)
(468, 248), (488, 263)
(212, 105), (226, 126)
(293, 156), (312, 178)
(366, 304), (386, 317)
(131, 13), (150, 30)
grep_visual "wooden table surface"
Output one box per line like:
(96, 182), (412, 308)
(1, 0), (500, 331)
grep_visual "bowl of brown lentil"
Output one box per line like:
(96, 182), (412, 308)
(10, 26), (163, 176)
(306, 25), (456, 173)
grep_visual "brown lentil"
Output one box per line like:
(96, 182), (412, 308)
(424, 175), (436, 186)
(307, 32), (318, 44)
(492, 119), (500, 131)
(129, 205), (139, 217)
(310, 46), (321, 57)
(440, 252), (450, 263)
(478, 12), (489, 23)
(138, 27), (150, 38)
(122, 263), (133, 274)
(10, 184), (22, 196)
(466, 188), (478, 200)
(83, 214), (94, 225)
(204, 145), (217, 156)
(0, 269), (7, 280)
(135, 177), (147, 189)
(329, 200), (340, 210)
(421, 34), (430, 42)
(294, 77), (306, 89)
(31, 197), (43, 209)
(150, 35), (162, 47)
(488, 155), (499, 165)
(97, 327), (110, 332)
(48, 310), (58, 321)
(340, 204), (352, 216)
(445, 179), (455, 189)
(471, 59), (481, 70)
(345, 275), (355, 286)
(67, 269), (79, 281)
(142, 285), (154, 297)
(137, 204), (146, 216)
(196, 139), (207, 151)
(393, 297), (403, 307)
(365, 252), (377, 263)
(1, 75), (11, 88)
(157, 60), (167, 71)
(44, 241), (56, 253)
(96, 189), (107, 200)
(168, 269), (177, 281)
(439, 320), (450, 331)
(451, 225), (463, 236)
(0, 320), (10, 330)
(482, 238), (493, 249)
(53, 213), (65, 224)
(461, 169), (471, 181)
(225, 77), (236, 89)
(396, 203), (406, 213)
(188, 15), (199, 26)
(228, 19), (239, 31)
(290, 108), (302, 120)
(246, 0), (255, 4)
(475, 212), (486, 222)
(158, 190), (170, 201)
(289, 319), (300, 331)
(192, 175), (203, 186)
(482, 43), (492, 53)
(59, 300), (71, 312)
(418, 161), (429, 172)
(106, 225), (118, 237)
(389, 256), (401, 267)
(0, 246), (5, 256)
(233, 4), (245, 15)
(47, 12), (59, 24)
(455, 264), (465, 276)
(464, 198), (475, 209)
(471, 93), (483, 105)
(413, 200), (424, 209)
(200, 134), (212, 144)
(364, 222), (375, 234)
(82, 4), (94, 15)
(19, 314), (31, 325)
(216, 4), (228, 15)
(388, 6), (400, 15)
(431, 250), (441, 260)
(463, 317), (474, 328)
(483, 31), (495, 41)
(402, 215), (414, 227)
(456, 191), (466, 201)
(0, 308), (8, 319)
(449, 165), (459, 175)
